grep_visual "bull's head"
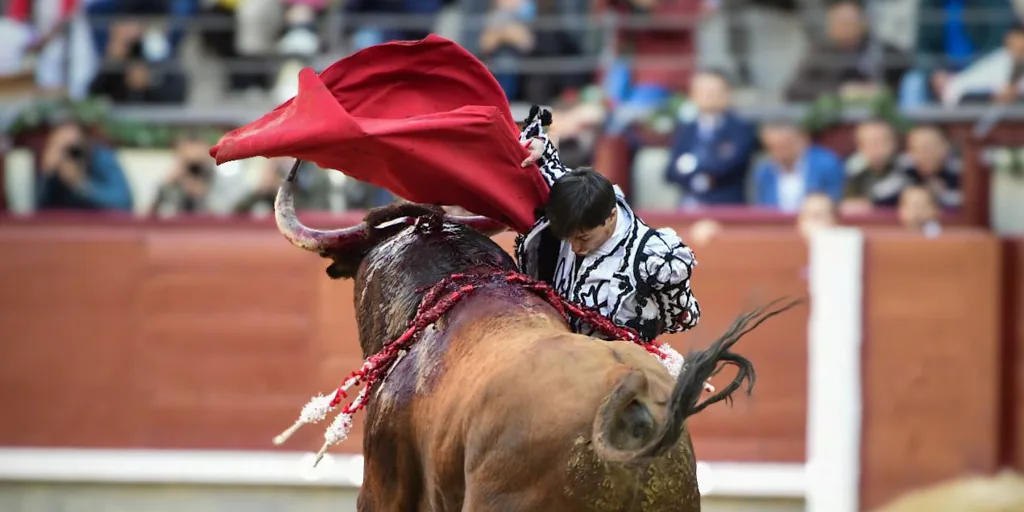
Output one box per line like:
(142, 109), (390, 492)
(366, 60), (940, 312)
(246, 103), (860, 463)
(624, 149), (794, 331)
(274, 162), (508, 279)
(274, 162), (516, 355)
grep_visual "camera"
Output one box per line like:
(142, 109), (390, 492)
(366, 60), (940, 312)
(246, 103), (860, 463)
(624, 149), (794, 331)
(65, 143), (87, 162)
(186, 161), (211, 178)
(127, 39), (145, 61)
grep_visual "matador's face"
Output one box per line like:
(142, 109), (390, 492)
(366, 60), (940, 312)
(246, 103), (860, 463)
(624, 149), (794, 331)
(567, 208), (617, 256)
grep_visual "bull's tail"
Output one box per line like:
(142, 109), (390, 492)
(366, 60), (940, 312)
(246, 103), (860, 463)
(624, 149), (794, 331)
(591, 298), (803, 463)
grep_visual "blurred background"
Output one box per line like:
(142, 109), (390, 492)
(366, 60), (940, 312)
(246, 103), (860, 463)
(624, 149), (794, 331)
(0, 0), (1023, 511)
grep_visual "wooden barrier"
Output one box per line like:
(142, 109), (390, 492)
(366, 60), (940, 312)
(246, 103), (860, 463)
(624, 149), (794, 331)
(0, 219), (1012, 509)
(860, 230), (1004, 509)
(651, 230), (810, 463)
(0, 224), (329, 450)
(1006, 238), (1024, 473)
(0, 221), (811, 462)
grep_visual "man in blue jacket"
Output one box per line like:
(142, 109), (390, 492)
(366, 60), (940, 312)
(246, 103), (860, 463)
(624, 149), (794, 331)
(664, 69), (758, 207)
(751, 120), (845, 213)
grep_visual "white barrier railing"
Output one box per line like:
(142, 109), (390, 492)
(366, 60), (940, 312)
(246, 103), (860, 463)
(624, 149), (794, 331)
(0, 448), (805, 499)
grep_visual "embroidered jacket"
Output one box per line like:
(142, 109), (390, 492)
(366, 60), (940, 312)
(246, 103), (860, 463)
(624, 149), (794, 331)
(513, 112), (701, 342)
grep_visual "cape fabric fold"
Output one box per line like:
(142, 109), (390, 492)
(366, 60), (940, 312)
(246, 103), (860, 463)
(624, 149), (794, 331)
(210, 35), (549, 233)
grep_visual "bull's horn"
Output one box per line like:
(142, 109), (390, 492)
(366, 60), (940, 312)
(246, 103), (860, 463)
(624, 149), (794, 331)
(275, 160), (368, 253)
(444, 215), (507, 236)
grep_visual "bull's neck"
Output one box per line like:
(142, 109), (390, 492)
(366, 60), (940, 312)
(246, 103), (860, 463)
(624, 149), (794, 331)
(445, 286), (561, 329)
(362, 282), (564, 357)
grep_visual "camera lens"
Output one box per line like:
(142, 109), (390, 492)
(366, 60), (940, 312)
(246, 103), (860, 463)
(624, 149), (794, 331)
(127, 40), (145, 60)
(187, 162), (206, 176)
(66, 144), (85, 161)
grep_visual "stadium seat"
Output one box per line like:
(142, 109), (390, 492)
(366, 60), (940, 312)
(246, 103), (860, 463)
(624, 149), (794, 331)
(631, 147), (681, 211)
(992, 167), (1024, 234)
(3, 148), (35, 215)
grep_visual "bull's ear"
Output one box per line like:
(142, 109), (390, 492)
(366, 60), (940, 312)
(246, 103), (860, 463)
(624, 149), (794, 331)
(325, 261), (355, 280)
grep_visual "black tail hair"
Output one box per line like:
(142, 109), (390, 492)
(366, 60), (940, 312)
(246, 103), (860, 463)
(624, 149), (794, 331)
(636, 297), (804, 459)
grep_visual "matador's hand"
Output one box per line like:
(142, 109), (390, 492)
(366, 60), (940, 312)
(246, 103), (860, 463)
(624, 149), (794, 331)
(520, 137), (545, 168)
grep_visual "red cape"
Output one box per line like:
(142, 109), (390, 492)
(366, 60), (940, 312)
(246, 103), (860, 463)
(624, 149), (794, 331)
(210, 35), (549, 234)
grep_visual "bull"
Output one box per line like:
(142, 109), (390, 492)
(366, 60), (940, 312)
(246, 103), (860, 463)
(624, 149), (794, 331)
(272, 167), (799, 511)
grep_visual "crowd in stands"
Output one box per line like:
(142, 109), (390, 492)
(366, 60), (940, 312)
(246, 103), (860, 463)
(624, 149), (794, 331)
(699, 69), (961, 213)
(6, 0), (1022, 107)
(3, 0), (1024, 240)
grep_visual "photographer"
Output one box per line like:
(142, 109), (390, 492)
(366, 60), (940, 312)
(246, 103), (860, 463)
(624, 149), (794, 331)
(36, 121), (134, 212)
(152, 133), (217, 217)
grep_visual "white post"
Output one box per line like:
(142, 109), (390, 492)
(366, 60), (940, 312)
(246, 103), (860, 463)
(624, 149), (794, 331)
(806, 227), (864, 512)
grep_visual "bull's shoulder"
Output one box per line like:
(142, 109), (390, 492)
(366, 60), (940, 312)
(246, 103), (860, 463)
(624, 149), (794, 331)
(456, 331), (673, 440)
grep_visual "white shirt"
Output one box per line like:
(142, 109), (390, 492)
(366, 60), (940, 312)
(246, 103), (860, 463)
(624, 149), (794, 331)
(944, 49), (1024, 106)
(776, 168), (805, 213)
(697, 114), (720, 140)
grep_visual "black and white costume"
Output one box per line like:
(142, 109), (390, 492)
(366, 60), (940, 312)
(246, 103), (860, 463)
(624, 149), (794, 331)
(513, 112), (701, 342)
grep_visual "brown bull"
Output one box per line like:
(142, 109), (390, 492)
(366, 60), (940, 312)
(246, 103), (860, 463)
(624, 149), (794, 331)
(274, 169), (798, 511)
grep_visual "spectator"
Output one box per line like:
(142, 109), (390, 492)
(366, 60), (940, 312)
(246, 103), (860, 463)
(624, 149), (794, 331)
(797, 192), (838, 240)
(842, 120), (902, 213)
(199, 0), (323, 69)
(86, 0), (197, 59)
(785, 0), (911, 102)
(4, 0), (98, 98)
(346, 0), (443, 50)
(751, 121), (845, 213)
(151, 133), (218, 217)
(235, 0), (287, 62)
(0, 16), (33, 76)
(898, 125), (962, 209)
(85, 0), (197, 104)
(460, 0), (495, 56)
(599, 0), (705, 131)
(36, 120), (133, 212)
(840, 125), (961, 210)
(943, 22), (1024, 105)
(519, 0), (591, 105)
(901, 0), (1016, 107)
(478, 0), (536, 99)
(243, 1), (330, 103)
(897, 185), (942, 237)
(278, 1), (324, 56)
(87, 23), (188, 105)
(688, 217), (723, 247)
(197, 0), (276, 93)
(234, 158), (333, 216)
(664, 69), (758, 207)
